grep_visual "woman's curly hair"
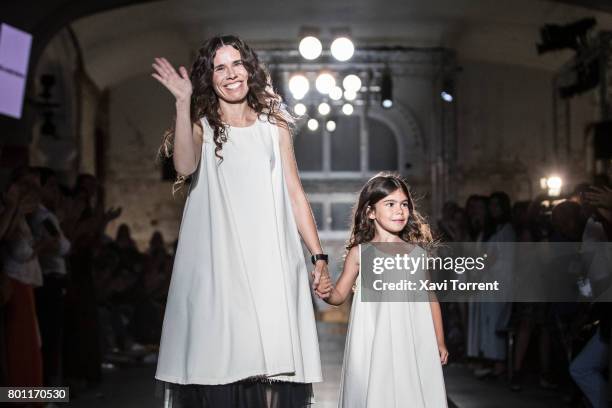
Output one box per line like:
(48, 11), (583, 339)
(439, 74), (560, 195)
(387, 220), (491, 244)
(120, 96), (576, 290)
(158, 35), (293, 194)
(347, 172), (435, 250)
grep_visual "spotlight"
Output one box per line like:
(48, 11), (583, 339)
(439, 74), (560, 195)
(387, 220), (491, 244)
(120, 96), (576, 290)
(294, 103), (307, 116)
(382, 99), (393, 108)
(299, 36), (322, 60)
(541, 175), (563, 197)
(441, 79), (454, 103)
(318, 102), (331, 116)
(307, 118), (319, 131)
(289, 74), (309, 100)
(315, 72), (336, 95)
(381, 68), (393, 109)
(330, 37), (354, 61)
(326, 120), (336, 132)
(343, 89), (357, 101)
(329, 86), (343, 101)
(342, 103), (354, 115)
(546, 176), (562, 189)
(342, 74), (362, 92)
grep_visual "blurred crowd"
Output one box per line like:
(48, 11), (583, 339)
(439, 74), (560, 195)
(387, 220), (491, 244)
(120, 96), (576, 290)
(0, 167), (172, 400)
(436, 178), (612, 407)
(0, 165), (610, 407)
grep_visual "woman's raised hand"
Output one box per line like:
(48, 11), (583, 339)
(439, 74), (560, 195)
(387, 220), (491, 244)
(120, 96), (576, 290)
(152, 57), (192, 102)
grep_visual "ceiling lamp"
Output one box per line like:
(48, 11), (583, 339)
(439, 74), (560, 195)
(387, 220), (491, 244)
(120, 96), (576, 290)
(342, 103), (354, 115)
(326, 120), (336, 132)
(343, 89), (357, 101)
(307, 118), (319, 131)
(318, 102), (331, 115)
(293, 103), (307, 116)
(299, 36), (322, 60)
(331, 37), (354, 61)
(329, 86), (343, 101)
(289, 74), (309, 100)
(342, 74), (362, 92)
(381, 68), (393, 109)
(315, 72), (336, 94)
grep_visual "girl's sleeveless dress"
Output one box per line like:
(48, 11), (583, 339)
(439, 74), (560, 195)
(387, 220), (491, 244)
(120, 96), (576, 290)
(338, 245), (448, 408)
(155, 117), (322, 407)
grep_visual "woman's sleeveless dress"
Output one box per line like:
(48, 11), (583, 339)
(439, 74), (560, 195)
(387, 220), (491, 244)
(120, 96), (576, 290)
(338, 245), (447, 407)
(155, 117), (322, 391)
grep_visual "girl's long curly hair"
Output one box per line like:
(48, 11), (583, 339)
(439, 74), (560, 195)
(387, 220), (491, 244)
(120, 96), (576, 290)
(158, 35), (293, 193)
(347, 172), (435, 250)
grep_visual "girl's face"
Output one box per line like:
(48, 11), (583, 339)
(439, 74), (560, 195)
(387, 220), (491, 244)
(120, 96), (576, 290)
(212, 45), (249, 104)
(368, 188), (410, 235)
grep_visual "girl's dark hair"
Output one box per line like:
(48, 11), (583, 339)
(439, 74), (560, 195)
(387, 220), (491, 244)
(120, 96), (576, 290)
(158, 34), (293, 194)
(347, 172), (434, 250)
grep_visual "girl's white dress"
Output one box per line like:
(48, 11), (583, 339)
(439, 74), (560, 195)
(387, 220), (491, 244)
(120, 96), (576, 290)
(155, 117), (322, 386)
(338, 245), (448, 407)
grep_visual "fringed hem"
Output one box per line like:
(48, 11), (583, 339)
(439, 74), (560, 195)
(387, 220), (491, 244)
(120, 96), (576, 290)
(159, 379), (314, 408)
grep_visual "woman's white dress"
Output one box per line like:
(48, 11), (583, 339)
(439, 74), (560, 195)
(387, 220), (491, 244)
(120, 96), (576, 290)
(155, 117), (322, 385)
(338, 245), (447, 408)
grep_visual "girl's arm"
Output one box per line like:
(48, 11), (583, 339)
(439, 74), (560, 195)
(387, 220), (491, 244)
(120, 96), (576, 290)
(278, 125), (329, 293)
(429, 298), (449, 365)
(325, 246), (360, 306)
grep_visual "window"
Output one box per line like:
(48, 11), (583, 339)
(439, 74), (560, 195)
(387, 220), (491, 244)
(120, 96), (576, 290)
(293, 108), (400, 178)
(330, 202), (353, 231)
(331, 116), (360, 171)
(306, 193), (356, 237)
(368, 117), (398, 171)
(294, 124), (323, 171)
(310, 202), (324, 229)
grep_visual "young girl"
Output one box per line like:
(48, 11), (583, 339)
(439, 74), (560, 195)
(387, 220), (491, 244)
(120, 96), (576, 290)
(320, 173), (448, 407)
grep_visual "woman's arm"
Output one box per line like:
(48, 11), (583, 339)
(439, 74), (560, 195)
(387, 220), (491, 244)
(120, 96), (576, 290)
(152, 57), (201, 176)
(173, 106), (203, 176)
(278, 125), (322, 255)
(278, 125), (330, 293)
(325, 246), (360, 306)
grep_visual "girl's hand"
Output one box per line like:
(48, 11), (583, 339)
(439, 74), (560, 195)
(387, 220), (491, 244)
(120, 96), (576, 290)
(311, 261), (331, 297)
(152, 57), (193, 103)
(438, 343), (449, 365)
(315, 273), (333, 299)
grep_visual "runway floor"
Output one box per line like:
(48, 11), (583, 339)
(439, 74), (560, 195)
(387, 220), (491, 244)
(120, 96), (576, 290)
(65, 322), (566, 408)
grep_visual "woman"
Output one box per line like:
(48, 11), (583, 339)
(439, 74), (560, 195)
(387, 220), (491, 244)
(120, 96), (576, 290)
(152, 35), (330, 407)
(2, 180), (46, 390)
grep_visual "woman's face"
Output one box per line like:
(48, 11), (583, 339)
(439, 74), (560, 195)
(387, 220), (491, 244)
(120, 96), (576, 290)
(212, 45), (249, 104)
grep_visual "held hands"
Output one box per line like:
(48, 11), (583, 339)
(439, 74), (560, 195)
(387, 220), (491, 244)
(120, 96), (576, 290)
(311, 261), (333, 299)
(152, 57), (193, 103)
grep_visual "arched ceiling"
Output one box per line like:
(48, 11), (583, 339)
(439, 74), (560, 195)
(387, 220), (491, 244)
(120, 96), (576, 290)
(45, 0), (612, 89)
